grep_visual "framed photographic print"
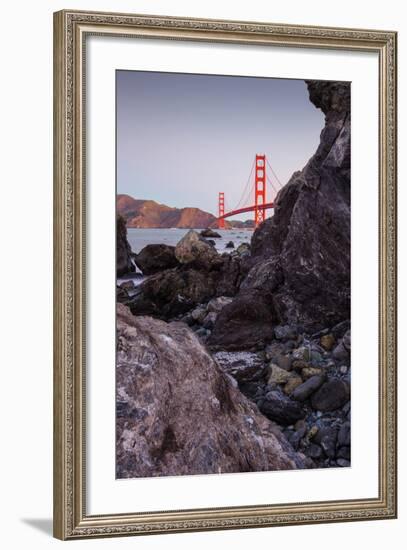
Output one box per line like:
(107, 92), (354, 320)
(53, 9), (397, 540)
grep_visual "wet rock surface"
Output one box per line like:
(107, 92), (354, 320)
(134, 244), (180, 275)
(117, 215), (135, 277)
(200, 228), (221, 238)
(208, 290), (275, 351)
(116, 304), (304, 478)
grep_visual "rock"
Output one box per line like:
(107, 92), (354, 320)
(274, 325), (297, 341)
(283, 375), (303, 395)
(225, 241), (235, 249)
(119, 280), (135, 291)
(215, 254), (246, 297)
(311, 379), (350, 411)
(292, 347), (310, 361)
(175, 230), (222, 270)
(116, 304), (304, 477)
(332, 341), (349, 362)
(337, 446), (350, 460)
(314, 426), (338, 458)
(129, 256), (242, 321)
(200, 228), (221, 238)
(342, 401), (351, 416)
(294, 419), (307, 433)
(246, 81), (351, 331)
(265, 343), (293, 371)
(240, 381), (264, 400)
(207, 296), (233, 314)
(310, 350), (323, 364)
(191, 305), (207, 323)
(301, 366), (326, 380)
(202, 311), (217, 329)
(292, 360), (311, 371)
(236, 242), (251, 256)
(337, 458), (350, 467)
(291, 375), (325, 402)
(306, 425), (319, 442)
(332, 320), (351, 340)
(267, 364), (295, 385)
(339, 365), (348, 374)
(213, 351), (265, 383)
(337, 421), (351, 447)
(306, 443), (323, 459)
(320, 333), (335, 351)
(208, 290), (274, 351)
(117, 215), (135, 277)
(128, 267), (217, 319)
(260, 391), (306, 426)
(117, 285), (129, 303)
(134, 244), (180, 275)
(342, 329), (351, 351)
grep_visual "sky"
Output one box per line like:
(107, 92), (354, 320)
(116, 70), (325, 220)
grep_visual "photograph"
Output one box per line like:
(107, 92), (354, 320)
(115, 70), (351, 479)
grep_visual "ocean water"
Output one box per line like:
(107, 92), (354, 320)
(126, 228), (253, 255)
(118, 228), (253, 286)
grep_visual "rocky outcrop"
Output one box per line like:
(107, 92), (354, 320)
(249, 80), (351, 330)
(117, 215), (135, 277)
(116, 303), (304, 478)
(200, 228), (221, 238)
(209, 80), (350, 348)
(128, 267), (219, 318)
(175, 230), (222, 270)
(127, 254), (244, 320)
(134, 244), (180, 275)
(127, 232), (245, 320)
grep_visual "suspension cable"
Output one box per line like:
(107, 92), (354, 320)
(231, 157), (256, 211)
(266, 174), (280, 196)
(266, 158), (284, 188)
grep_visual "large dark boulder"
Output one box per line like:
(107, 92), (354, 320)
(200, 228), (221, 238)
(311, 379), (350, 411)
(129, 267), (218, 318)
(247, 80), (351, 331)
(134, 244), (180, 275)
(116, 304), (304, 478)
(260, 390), (306, 426)
(117, 215), (135, 277)
(128, 254), (244, 320)
(209, 80), (350, 349)
(208, 290), (275, 351)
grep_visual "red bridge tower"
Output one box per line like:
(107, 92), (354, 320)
(218, 192), (225, 229)
(254, 154), (266, 227)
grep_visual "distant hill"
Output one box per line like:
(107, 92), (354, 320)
(117, 194), (255, 229)
(228, 219), (255, 229)
(117, 194), (253, 229)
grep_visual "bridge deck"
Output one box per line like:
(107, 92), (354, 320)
(218, 202), (274, 220)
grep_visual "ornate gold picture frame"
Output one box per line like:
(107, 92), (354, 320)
(53, 9), (397, 540)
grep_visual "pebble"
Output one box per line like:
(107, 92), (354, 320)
(291, 375), (325, 402)
(306, 443), (323, 459)
(320, 333), (336, 351)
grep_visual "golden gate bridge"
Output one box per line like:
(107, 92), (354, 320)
(217, 154), (283, 229)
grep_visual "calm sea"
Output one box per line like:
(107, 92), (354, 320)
(126, 228), (253, 255)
